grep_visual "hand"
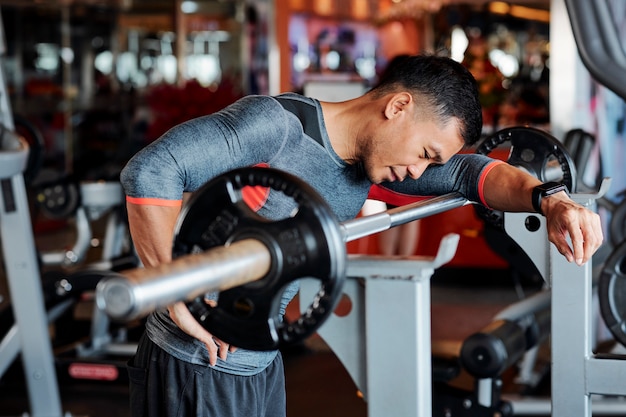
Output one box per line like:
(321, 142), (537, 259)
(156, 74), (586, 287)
(168, 300), (237, 366)
(542, 192), (604, 265)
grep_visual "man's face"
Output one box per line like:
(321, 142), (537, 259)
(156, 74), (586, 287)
(361, 115), (465, 184)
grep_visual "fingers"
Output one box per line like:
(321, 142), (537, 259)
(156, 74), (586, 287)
(570, 225), (586, 266)
(580, 213), (604, 264)
(202, 335), (236, 366)
(168, 301), (235, 366)
(219, 342), (229, 361)
(569, 213), (603, 266)
(203, 338), (221, 366)
(212, 337), (237, 360)
(198, 330), (236, 367)
(547, 206), (603, 266)
(203, 298), (237, 362)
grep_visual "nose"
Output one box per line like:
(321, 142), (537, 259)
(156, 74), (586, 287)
(406, 161), (429, 179)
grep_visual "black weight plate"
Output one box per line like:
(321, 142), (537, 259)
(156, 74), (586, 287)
(35, 178), (81, 219)
(599, 240), (626, 347)
(609, 199), (626, 248)
(475, 126), (577, 228)
(477, 126), (577, 190)
(173, 167), (346, 351)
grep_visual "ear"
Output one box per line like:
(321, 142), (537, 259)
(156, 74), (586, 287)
(383, 92), (413, 120)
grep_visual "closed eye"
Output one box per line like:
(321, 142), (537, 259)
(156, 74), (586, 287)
(425, 147), (444, 164)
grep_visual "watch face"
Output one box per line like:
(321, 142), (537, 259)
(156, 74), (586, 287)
(533, 182), (567, 214)
(540, 182), (567, 195)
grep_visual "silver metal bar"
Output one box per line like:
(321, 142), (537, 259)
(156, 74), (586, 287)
(1, 173), (64, 416)
(341, 192), (469, 242)
(97, 192), (469, 320)
(494, 289), (551, 322)
(96, 239), (271, 320)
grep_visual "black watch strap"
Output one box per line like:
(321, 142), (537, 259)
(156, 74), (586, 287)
(532, 181), (568, 215)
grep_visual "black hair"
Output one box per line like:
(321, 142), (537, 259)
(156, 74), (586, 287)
(371, 54), (483, 146)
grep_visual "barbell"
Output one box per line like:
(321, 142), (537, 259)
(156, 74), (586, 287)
(96, 126), (579, 351)
(96, 167), (470, 350)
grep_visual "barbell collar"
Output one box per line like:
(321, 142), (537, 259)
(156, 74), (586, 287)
(341, 192), (469, 242)
(95, 238), (271, 321)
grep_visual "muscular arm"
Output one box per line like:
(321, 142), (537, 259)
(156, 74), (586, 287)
(481, 161), (540, 212)
(120, 96), (303, 365)
(482, 163), (603, 265)
(120, 97), (295, 365)
(378, 155), (603, 266)
(127, 202), (234, 366)
(126, 203), (179, 266)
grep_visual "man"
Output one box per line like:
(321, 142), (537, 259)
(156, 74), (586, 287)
(120, 54), (602, 417)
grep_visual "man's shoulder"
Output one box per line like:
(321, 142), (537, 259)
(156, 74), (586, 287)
(226, 95), (289, 122)
(274, 92), (316, 105)
(233, 94), (305, 113)
(274, 92), (305, 99)
(235, 93), (317, 113)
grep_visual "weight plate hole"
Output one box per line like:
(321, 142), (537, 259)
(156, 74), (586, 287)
(520, 148), (535, 162)
(333, 293), (352, 317)
(525, 215), (541, 232)
(233, 298), (255, 317)
(544, 155), (565, 183)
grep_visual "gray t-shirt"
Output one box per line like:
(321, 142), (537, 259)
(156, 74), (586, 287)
(120, 93), (495, 375)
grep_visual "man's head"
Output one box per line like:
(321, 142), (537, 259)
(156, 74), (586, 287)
(370, 54), (483, 147)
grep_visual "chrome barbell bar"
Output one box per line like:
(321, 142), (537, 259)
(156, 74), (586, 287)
(96, 192), (470, 321)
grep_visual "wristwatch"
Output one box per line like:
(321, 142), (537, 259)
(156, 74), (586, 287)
(532, 181), (568, 215)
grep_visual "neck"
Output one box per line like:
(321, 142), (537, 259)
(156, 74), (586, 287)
(320, 95), (375, 163)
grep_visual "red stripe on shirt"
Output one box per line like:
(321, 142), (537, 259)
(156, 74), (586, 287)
(125, 163), (272, 211)
(477, 160), (506, 207)
(126, 196), (183, 207)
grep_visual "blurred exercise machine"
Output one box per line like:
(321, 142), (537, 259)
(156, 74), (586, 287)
(35, 177), (135, 270)
(0, 10), (138, 415)
(0, 80), (66, 417)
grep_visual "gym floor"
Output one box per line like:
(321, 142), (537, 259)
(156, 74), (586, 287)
(0, 215), (570, 417)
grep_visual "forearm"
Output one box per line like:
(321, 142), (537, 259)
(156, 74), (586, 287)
(126, 200), (233, 363)
(482, 162), (544, 212)
(126, 202), (181, 267)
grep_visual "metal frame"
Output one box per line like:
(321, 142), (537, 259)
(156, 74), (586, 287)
(0, 7), (66, 413)
(504, 180), (626, 417)
(299, 234), (460, 417)
(541, 188), (626, 417)
(301, 179), (626, 417)
(0, 132), (65, 416)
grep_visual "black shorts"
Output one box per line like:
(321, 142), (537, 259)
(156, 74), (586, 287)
(127, 333), (286, 417)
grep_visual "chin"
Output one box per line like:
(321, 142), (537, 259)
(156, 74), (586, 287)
(368, 172), (384, 184)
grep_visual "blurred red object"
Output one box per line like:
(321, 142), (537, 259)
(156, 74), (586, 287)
(24, 77), (63, 97)
(145, 78), (243, 141)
